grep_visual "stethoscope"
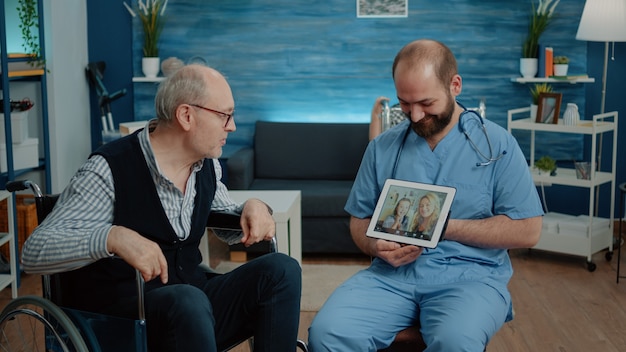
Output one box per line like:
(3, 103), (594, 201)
(392, 101), (507, 178)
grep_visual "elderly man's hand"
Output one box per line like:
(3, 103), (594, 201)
(107, 225), (169, 284)
(239, 198), (275, 247)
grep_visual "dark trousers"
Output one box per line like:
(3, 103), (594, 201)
(142, 253), (302, 352)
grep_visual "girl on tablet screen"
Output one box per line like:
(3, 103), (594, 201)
(382, 197), (412, 233)
(411, 192), (441, 240)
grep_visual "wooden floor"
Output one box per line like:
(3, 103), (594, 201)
(2, 247), (626, 351)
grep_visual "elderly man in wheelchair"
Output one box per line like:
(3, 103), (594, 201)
(19, 64), (303, 352)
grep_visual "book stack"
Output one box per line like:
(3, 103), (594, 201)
(545, 47), (553, 77)
(537, 45), (553, 78)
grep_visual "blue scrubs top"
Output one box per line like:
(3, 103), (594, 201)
(345, 112), (544, 294)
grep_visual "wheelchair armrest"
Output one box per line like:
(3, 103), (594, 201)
(206, 211), (242, 230)
(268, 236), (277, 253)
(135, 270), (146, 321)
(207, 211), (277, 253)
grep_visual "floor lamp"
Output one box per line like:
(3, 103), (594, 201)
(575, 0), (626, 218)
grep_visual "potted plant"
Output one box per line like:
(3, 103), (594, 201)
(553, 56), (569, 76)
(16, 0), (45, 70)
(535, 155), (557, 176)
(123, 0), (168, 78)
(520, 0), (560, 78)
(529, 82), (553, 120)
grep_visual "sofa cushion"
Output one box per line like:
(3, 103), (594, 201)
(254, 121), (369, 180)
(249, 179), (353, 217)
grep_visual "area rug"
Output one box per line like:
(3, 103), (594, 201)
(214, 262), (369, 311)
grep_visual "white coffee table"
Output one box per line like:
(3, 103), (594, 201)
(228, 190), (302, 264)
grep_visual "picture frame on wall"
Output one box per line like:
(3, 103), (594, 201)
(357, 0), (408, 18)
(536, 92), (562, 124)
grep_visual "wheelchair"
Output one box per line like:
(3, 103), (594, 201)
(0, 180), (308, 352)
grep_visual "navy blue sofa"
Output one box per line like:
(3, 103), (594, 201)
(226, 121), (370, 254)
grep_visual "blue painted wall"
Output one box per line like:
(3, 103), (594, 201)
(131, 0), (588, 160)
(86, 0), (625, 219)
(86, 0), (135, 151)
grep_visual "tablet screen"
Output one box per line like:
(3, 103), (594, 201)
(366, 179), (456, 248)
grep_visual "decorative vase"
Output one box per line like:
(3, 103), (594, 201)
(530, 104), (538, 121)
(553, 64), (568, 76)
(161, 57), (184, 77)
(520, 58), (538, 79)
(563, 103), (580, 126)
(142, 57), (160, 78)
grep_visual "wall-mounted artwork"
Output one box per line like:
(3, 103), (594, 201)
(357, 0), (408, 18)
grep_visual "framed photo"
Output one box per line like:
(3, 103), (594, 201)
(357, 0), (408, 18)
(536, 92), (562, 124)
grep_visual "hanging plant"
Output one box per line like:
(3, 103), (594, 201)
(17, 0), (45, 69)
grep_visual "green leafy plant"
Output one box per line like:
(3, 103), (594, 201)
(529, 82), (553, 105)
(521, 0), (560, 58)
(17, 0), (45, 69)
(553, 56), (569, 64)
(535, 156), (557, 174)
(123, 0), (167, 57)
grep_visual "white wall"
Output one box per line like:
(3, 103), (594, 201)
(43, 0), (91, 193)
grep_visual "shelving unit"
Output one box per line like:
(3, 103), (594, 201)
(0, 0), (51, 190)
(0, 189), (16, 297)
(507, 107), (618, 271)
(0, 0), (51, 284)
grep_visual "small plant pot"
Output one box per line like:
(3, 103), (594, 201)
(536, 167), (557, 176)
(553, 64), (568, 76)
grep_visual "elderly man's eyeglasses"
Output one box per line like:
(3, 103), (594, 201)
(189, 104), (234, 127)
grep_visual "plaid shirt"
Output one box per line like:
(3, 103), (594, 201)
(21, 121), (241, 274)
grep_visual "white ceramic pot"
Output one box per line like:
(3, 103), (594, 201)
(563, 103), (580, 126)
(530, 104), (538, 121)
(520, 58), (538, 78)
(142, 57), (161, 78)
(553, 64), (568, 76)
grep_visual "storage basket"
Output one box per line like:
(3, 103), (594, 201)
(0, 194), (38, 260)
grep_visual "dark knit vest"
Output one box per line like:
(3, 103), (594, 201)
(55, 131), (216, 314)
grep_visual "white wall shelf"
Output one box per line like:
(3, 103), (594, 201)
(132, 77), (165, 83)
(510, 76), (595, 84)
(507, 107), (618, 271)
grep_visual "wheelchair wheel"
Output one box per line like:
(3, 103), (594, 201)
(0, 295), (89, 352)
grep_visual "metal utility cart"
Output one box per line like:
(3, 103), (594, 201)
(507, 107), (617, 271)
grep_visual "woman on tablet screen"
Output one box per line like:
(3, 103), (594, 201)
(411, 193), (441, 240)
(382, 197), (412, 233)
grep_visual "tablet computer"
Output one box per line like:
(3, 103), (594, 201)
(366, 179), (456, 248)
